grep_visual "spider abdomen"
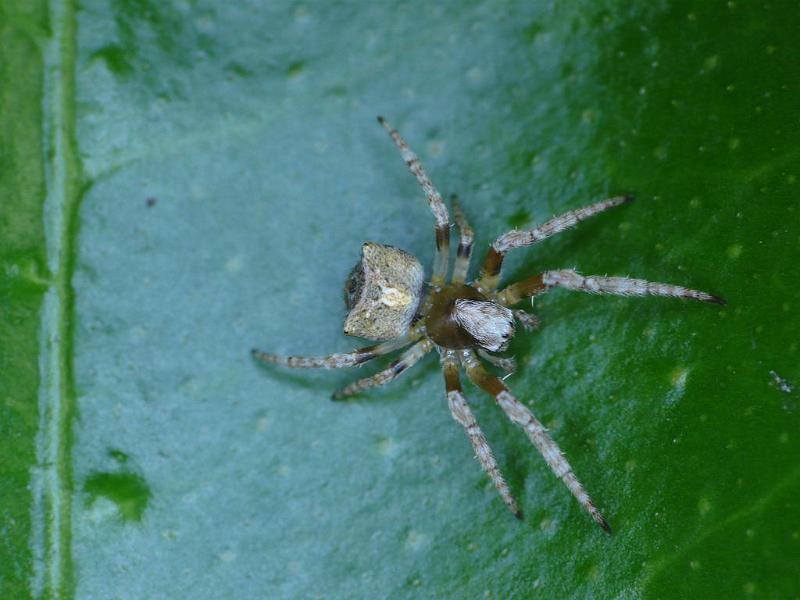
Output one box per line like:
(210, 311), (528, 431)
(343, 242), (424, 340)
(425, 284), (515, 351)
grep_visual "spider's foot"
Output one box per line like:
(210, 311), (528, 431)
(598, 517), (612, 534)
(251, 348), (275, 362)
(693, 291), (726, 305)
(591, 509), (612, 534)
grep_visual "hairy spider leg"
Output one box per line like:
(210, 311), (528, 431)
(442, 350), (521, 518)
(476, 196), (632, 293)
(476, 349), (517, 374)
(461, 349), (611, 532)
(377, 116), (450, 285)
(450, 195), (474, 284)
(251, 331), (419, 369)
(513, 310), (541, 332)
(496, 270), (725, 306)
(332, 339), (434, 400)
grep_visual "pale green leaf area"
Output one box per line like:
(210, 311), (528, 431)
(2, 0), (799, 598)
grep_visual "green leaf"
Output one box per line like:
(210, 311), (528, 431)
(2, 1), (799, 598)
(1, 1), (51, 597)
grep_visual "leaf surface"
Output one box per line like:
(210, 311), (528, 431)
(2, 1), (798, 598)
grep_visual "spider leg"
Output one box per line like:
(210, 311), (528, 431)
(251, 334), (417, 369)
(332, 339), (434, 399)
(477, 349), (517, 374)
(377, 116), (450, 285)
(513, 309), (541, 332)
(461, 349), (610, 532)
(495, 274), (548, 305)
(450, 195), (474, 284)
(496, 270), (725, 306)
(476, 196), (632, 292)
(442, 350), (521, 518)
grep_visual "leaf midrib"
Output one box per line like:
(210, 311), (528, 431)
(32, 0), (81, 598)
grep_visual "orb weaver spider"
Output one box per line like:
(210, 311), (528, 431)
(252, 117), (724, 531)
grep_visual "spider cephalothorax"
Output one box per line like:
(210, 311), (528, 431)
(252, 117), (724, 531)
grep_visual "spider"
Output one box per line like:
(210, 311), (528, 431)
(252, 117), (724, 531)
